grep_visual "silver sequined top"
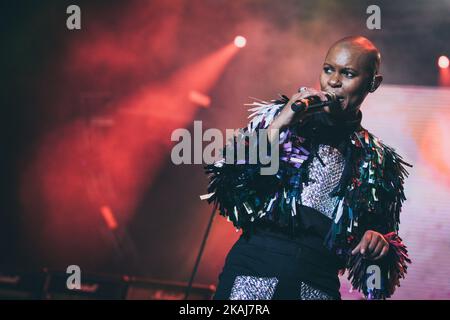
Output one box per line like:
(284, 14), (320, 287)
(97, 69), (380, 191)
(300, 144), (345, 219)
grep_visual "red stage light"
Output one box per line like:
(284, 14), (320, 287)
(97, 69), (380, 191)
(438, 55), (449, 69)
(189, 90), (211, 108)
(100, 205), (118, 230)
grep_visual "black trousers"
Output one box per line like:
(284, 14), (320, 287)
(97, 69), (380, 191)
(213, 228), (341, 300)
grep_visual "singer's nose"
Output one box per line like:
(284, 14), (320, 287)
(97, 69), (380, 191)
(328, 75), (342, 88)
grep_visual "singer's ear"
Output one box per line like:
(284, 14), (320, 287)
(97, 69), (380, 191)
(369, 74), (383, 93)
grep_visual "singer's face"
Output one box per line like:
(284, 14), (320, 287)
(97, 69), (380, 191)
(320, 44), (374, 115)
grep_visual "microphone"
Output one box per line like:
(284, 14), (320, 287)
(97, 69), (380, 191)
(290, 92), (342, 112)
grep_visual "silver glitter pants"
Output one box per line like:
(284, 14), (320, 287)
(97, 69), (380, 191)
(213, 230), (340, 300)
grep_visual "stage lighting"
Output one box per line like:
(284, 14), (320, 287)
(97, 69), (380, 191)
(438, 55), (449, 69)
(234, 36), (246, 48)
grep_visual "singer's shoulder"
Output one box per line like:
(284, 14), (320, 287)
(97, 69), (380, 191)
(353, 128), (412, 176)
(353, 128), (389, 152)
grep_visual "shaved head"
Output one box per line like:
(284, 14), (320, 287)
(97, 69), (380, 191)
(329, 36), (381, 75)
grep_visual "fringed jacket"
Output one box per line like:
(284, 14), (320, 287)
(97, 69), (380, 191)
(203, 94), (412, 299)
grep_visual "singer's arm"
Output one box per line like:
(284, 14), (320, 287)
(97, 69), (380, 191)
(345, 141), (411, 299)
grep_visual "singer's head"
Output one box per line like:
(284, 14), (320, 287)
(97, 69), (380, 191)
(320, 36), (383, 116)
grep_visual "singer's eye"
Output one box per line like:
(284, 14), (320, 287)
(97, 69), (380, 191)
(323, 67), (332, 74)
(343, 71), (355, 78)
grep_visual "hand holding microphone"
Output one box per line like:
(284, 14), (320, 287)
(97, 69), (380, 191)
(290, 90), (340, 113)
(267, 87), (340, 143)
